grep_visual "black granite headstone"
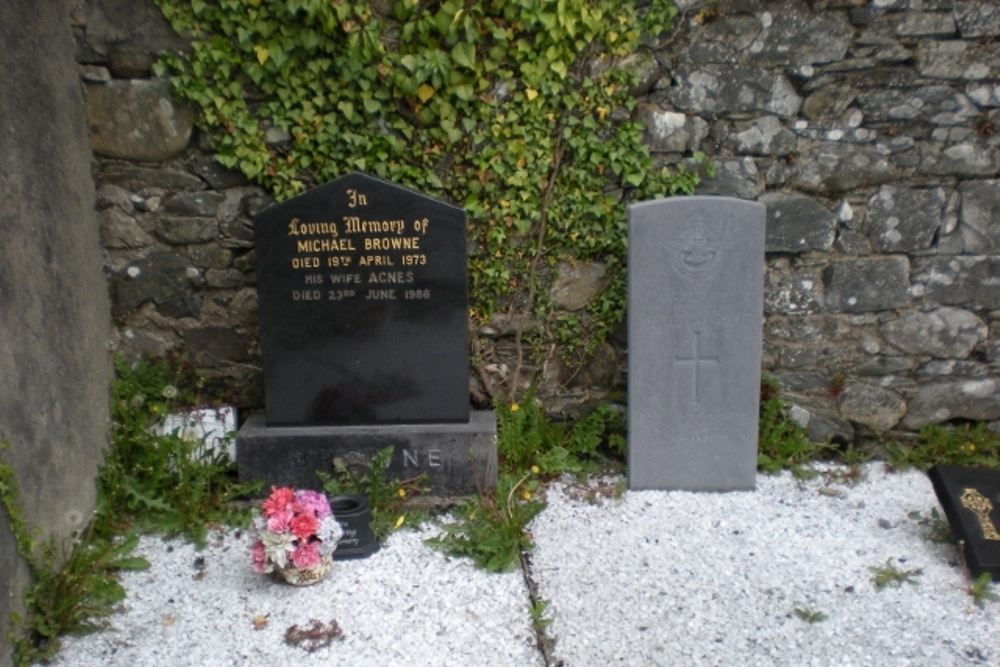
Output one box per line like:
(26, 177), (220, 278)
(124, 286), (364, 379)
(238, 173), (496, 496)
(253, 172), (469, 426)
(928, 465), (1000, 580)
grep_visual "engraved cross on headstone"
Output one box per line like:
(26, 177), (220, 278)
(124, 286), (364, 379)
(674, 330), (718, 404)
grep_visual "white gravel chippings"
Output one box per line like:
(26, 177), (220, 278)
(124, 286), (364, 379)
(531, 466), (1000, 667)
(42, 523), (541, 667)
(39, 465), (1000, 666)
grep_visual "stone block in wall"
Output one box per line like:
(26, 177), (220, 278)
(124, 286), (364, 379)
(77, 0), (188, 57)
(851, 356), (916, 376)
(155, 217), (219, 245)
(790, 143), (899, 194)
(918, 359), (991, 378)
(694, 157), (764, 199)
(802, 84), (859, 121)
(824, 256), (910, 313)
(220, 218), (256, 248)
(730, 116), (796, 156)
(954, 1), (1000, 38)
(881, 307), (986, 358)
(85, 78), (192, 161)
(746, 8), (853, 67)
(838, 381), (907, 431)
(112, 251), (198, 319)
(902, 378), (1000, 428)
(957, 179), (1000, 253)
(181, 327), (254, 368)
(865, 185), (946, 252)
(835, 229), (873, 256)
(967, 84), (1000, 108)
(913, 256), (1000, 310)
(668, 64), (802, 118)
(205, 268), (249, 289)
(918, 41), (1000, 81)
(895, 11), (957, 37)
(98, 163), (205, 192)
(836, 66), (919, 90)
(164, 191), (225, 217)
(187, 246), (233, 270)
(639, 105), (709, 152)
(764, 263), (823, 315)
(681, 13), (758, 63)
(918, 142), (999, 177)
(187, 154), (249, 190)
(760, 192), (836, 253)
(856, 86), (979, 125)
(550, 261), (607, 312)
(99, 207), (152, 248)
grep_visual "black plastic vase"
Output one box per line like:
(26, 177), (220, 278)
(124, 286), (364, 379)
(330, 495), (380, 559)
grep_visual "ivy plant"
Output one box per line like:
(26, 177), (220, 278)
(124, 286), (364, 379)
(153, 0), (707, 395)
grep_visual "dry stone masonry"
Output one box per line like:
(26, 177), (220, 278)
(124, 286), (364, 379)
(75, 0), (1000, 442)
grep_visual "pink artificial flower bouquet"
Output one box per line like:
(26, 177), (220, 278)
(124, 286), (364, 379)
(250, 487), (343, 574)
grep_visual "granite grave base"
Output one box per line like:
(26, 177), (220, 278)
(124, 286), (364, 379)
(236, 411), (497, 497)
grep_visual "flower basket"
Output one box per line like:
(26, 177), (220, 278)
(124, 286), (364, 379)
(250, 487), (343, 585)
(276, 552), (334, 586)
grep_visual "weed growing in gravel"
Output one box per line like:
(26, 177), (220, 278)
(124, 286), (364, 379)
(1, 444), (150, 666)
(497, 388), (625, 476)
(427, 391), (623, 572)
(967, 573), (998, 608)
(907, 509), (954, 545)
(757, 378), (823, 478)
(793, 607), (828, 623)
(529, 598), (553, 634)
(888, 422), (1000, 471)
(564, 477), (628, 505)
(426, 470), (546, 573)
(869, 558), (923, 589)
(318, 445), (427, 542)
(5, 356), (262, 665)
(98, 356), (259, 545)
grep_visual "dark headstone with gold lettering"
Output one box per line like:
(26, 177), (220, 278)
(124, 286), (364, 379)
(254, 172), (468, 426)
(928, 465), (1000, 580)
(237, 173), (496, 496)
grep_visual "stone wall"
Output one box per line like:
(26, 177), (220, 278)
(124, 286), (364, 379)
(650, 0), (1000, 441)
(1, 2), (113, 665)
(75, 0), (1000, 444)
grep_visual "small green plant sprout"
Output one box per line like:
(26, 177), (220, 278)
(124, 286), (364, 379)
(426, 469), (546, 573)
(887, 422), (1000, 471)
(869, 558), (923, 590)
(793, 607), (828, 624)
(529, 597), (553, 634)
(318, 445), (427, 542)
(967, 572), (999, 608)
(757, 378), (822, 479)
(907, 508), (955, 545)
(564, 476), (627, 505)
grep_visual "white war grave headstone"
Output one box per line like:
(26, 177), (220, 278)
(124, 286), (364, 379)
(628, 196), (765, 491)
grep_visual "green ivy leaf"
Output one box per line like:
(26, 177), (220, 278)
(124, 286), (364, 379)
(451, 42), (476, 71)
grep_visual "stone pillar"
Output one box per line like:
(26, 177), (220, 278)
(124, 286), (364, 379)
(0, 2), (112, 664)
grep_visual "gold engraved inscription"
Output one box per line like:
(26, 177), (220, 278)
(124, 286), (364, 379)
(287, 193), (437, 302)
(960, 487), (1000, 541)
(347, 188), (368, 207)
